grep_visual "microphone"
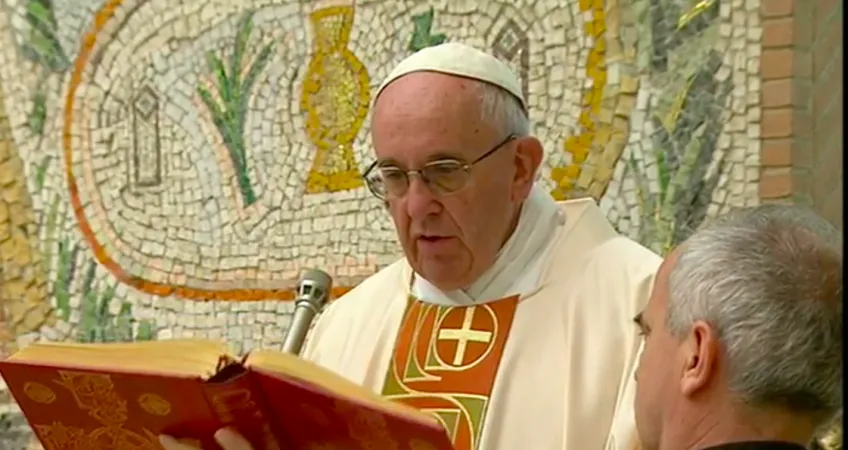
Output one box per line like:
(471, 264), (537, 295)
(281, 269), (333, 355)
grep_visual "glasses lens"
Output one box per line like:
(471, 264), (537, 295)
(423, 162), (468, 194)
(370, 168), (408, 198)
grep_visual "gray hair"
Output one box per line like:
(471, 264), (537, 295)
(666, 204), (842, 419)
(477, 81), (530, 137)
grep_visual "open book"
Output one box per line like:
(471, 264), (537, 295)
(0, 339), (453, 450)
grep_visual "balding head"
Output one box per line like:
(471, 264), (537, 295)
(634, 204), (842, 450)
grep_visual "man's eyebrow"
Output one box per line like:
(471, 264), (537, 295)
(376, 158), (401, 168)
(376, 152), (466, 168)
(427, 151), (464, 161)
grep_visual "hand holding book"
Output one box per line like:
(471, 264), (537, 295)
(159, 428), (251, 449)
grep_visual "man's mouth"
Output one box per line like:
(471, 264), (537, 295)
(418, 235), (448, 242)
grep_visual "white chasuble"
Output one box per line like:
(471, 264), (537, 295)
(302, 194), (662, 450)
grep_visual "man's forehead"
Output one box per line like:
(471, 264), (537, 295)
(374, 72), (483, 110)
(646, 247), (682, 314)
(658, 246), (683, 282)
(371, 74), (496, 162)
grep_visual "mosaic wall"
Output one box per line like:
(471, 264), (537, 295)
(0, 0), (764, 446)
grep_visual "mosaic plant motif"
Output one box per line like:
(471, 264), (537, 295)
(197, 11), (275, 208)
(21, 0), (68, 136)
(409, 7), (447, 52)
(625, 0), (729, 254)
(76, 258), (155, 343)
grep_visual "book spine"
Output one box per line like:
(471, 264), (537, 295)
(201, 371), (286, 450)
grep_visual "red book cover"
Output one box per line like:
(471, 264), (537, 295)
(0, 360), (281, 449)
(250, 367), (454, 450)
(0, 353), (453, 450)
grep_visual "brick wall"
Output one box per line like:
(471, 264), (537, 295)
(759, 0), (843, 228)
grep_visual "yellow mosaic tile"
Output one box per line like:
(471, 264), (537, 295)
(551, 0), (610, 201)
(301, 5), (370, 194)
(0, 80), (54, 356)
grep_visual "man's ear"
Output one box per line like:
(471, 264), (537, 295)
(680, 320), (720, 396)
(513, 136), (543, 199)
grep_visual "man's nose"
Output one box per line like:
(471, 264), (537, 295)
(405, 176), (441, 220)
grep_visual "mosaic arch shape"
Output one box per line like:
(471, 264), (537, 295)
(63, 0), (393, 301)
(63, 0), (745, 301)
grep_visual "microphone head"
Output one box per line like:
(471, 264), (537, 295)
(297, 269), (333, 308)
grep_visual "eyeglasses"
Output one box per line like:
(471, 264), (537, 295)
(362, 134), (517, 200)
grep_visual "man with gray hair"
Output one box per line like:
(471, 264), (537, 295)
(633, 204), (842, 450)
(162, 42), (661, 449)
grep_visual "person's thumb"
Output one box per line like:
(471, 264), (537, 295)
(214, 428), (254, 450)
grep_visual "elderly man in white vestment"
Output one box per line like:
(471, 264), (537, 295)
(160, 43), (662, 450)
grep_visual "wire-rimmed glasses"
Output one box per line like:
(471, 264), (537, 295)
(362, 134), (517, 200)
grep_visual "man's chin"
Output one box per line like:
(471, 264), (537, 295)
(415, 262), (472, 291)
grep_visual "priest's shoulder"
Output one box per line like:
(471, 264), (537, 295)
(555, 197), (662, 274)
(325, 258), (409, 314)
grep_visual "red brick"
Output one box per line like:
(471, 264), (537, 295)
(761, 109), (794, 138)
(761, 49), (795, 79)
(761, 139), (793, 166)
(762, 79), (793, 107)
(761, 0), (794, 18)
(763, 18), (795, 47)
(759, 169), (793, 198)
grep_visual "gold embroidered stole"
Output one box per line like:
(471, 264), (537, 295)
(381, 295), (520, 450)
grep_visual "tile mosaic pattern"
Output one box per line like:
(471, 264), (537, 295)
(0, 0), (763, 446)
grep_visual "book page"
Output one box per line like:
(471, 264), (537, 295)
(6, 339), (229, 378)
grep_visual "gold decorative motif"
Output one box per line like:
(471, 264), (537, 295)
(28, 371), (160, 450)
(333, 399), (399, 449)
(54, 371), (128, 425)
(23, 382), (56, 404)
(137, 393), (171, 416)
(382, 297), (520, 450)
(34, 422), (89, 450)
(88, 426), (160, 449)
(436, 306), (495, 368)
(300, 4), (370, 194)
